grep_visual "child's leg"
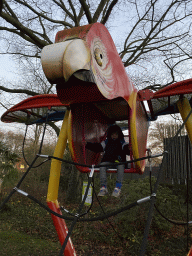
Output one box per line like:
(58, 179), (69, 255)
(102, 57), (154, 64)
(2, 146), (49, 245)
(116, 164), (125, 188)
(100, 162), (109, 187)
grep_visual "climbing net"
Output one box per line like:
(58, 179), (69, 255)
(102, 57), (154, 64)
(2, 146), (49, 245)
(1, 108), (192, 256)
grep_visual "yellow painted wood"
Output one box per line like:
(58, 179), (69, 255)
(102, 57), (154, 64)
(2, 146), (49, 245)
(129, 91), (141, 169)
(127, 90), (137, 109)
(47, 110), (69, 202)
(67, 110), (74, 158)
(177, 97), (192, 144)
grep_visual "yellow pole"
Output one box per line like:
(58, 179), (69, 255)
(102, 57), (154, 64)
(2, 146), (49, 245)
(129, 91), (141, 169)
(67, 110), (74, 158)
(47, 110), (69, 203)
(177, 97), (192, 144)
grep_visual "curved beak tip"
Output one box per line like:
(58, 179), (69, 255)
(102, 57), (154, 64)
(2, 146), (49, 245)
(41, 39), (91, 83)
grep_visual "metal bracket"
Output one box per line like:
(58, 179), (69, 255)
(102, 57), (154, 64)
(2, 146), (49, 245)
(13, 187), (28, 197)
(89, 165), (95, 178)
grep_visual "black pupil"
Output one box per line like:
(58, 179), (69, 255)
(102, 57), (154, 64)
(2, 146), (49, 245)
(100, 54), (103, 59)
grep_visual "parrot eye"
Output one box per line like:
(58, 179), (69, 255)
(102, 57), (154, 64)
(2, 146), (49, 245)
(94, 48), (103, 67)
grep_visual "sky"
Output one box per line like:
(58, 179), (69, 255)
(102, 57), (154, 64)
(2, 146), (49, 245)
(0, 4), (186, 135)
(0, 54), (21, 132)
(0, 54), (174, 134)
(0, 54), (17, 80)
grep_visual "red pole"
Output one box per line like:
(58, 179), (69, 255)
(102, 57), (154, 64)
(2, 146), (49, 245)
(47, 202), (76, 256)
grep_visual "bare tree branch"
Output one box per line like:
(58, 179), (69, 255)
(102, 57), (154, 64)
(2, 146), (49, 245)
(38, 16), (52, 44)
(101, 0), (118, 25)
(52, 0), (76, 24)
(0, 0), (192, 100)
(77, 6), (84, 23)
(78, 0), (93, 23)
(93, 0), (108, 23)
(0, 51), (41, 58)
(0, 85), (40, 96)
(14, 0), (74, 28)
(122, 0), (190, 67)
(121, 0), (158, 54)
(68, 0), (78, 26)
(4, 0), (18, 21)
(1, 12), (49, 48)
(0, 0), (3, 14)
(48, 121), (60, 136)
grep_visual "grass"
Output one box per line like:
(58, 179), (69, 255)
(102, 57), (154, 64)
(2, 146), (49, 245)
(0, 230), (60, 256)
(0, 177), (192, 255)
(0, 193), (61, 255)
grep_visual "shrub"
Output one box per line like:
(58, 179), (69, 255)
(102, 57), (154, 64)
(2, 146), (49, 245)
(2, 168), (19, 188)
(115, 177), (187, 239)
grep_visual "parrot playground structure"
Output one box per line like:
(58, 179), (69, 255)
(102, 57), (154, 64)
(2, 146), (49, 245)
(1, 23), (192, 255)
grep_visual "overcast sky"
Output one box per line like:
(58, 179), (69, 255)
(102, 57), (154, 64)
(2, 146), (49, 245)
(0, 19), (184, 135)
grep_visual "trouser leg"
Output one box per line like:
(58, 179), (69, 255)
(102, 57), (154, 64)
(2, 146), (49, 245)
(100, 162), (110, 187)
(116, 164), (125, 185)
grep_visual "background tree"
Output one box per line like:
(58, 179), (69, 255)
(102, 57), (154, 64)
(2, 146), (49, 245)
(0, 0), (192, 96)
(0, 127), (59, 196)
(148, 116), (186, 165)
(0, 130), (23, 155)
(0, 0), (191, 135)
(0, 138), (20, 188)
(0, 56), (61, 135)
(0, 0), (3, 14)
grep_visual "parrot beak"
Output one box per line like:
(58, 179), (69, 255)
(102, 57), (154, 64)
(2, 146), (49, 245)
(41, 39), (91, 83)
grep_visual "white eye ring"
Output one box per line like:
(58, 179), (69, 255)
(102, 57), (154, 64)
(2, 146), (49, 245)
(94, 48), (103, 67)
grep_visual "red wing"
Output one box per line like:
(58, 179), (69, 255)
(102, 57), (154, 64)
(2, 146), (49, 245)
(138, 78), (192, 120)
(1, 94), (67, 124)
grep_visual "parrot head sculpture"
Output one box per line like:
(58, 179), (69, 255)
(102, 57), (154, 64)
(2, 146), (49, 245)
(41, 23), (136, 111)
(41, 23), (148, 173)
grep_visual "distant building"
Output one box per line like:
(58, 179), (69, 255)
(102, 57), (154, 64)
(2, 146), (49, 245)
(15, 158), (27, 172)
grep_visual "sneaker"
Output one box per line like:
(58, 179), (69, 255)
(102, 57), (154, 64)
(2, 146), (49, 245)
(98, 187), (108, 196)
(112, 187), (121, 197)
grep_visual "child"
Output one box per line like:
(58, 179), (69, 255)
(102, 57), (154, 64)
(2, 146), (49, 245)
(86, 125), (130, 197)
